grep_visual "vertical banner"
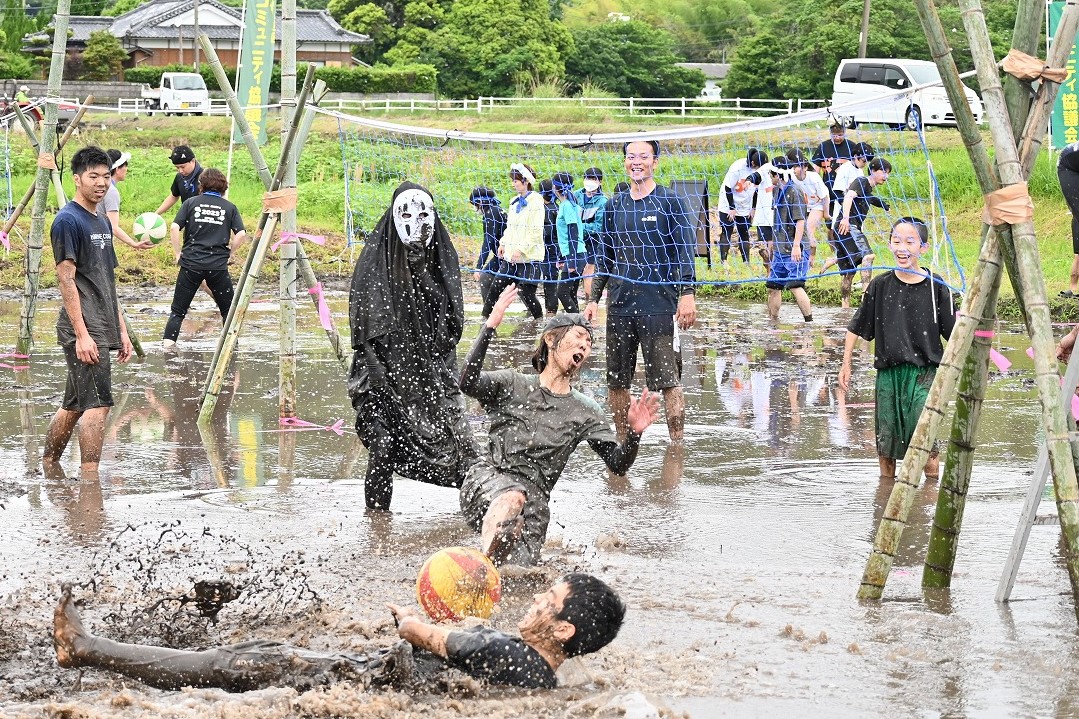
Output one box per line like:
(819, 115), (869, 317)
(234, 0), (277, 145)
(1049, 0), (1079, 149)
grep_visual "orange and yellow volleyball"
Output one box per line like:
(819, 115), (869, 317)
(415, 547), (502, 621)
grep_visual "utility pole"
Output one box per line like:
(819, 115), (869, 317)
(858, 0), (867, 56)
(194, 0), (200, 69)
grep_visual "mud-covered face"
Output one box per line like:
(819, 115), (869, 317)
(392, 189), (435, 246)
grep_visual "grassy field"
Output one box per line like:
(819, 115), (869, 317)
(0, 109), (1075, 318)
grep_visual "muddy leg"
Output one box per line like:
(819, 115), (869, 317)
(878, 455), (896, 480)
(610, 388), (631, 442)
(663, 386), (686, 443)
(840, 273), (853, 309)
(481, 490), (525, 565)
(364, 458), (394, 510)
(43, 408), (81, 465)
(924, 448), (940, 481)
(76, 407), (110, 472)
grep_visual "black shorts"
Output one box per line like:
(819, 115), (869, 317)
(61, 343), (114, 412)
(835, 228), (867, 273)
(606, 314), (682, 391)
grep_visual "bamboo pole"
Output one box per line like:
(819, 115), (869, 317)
(197, 37), (316, 424)
(1002, 0), (1045, 139)
(921, 0), (1062, 589)
(198, 214), (280, 422)
(859, 0), (1009, 598)
(201, 58), (346, 371)
(15, 0), (69, 357)
(2, 98), (93, 237)
(13, 100), (67, 208)
(923, 266), (999, 587)
(279, 0), (298, 418)
(959, 0), (1079, 601)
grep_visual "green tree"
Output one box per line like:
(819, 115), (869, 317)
(422, 0), (573, 98)
(80, 29), (127, 80)
(564, 20), (705, 98)
(723, 0), (1015, 99)
(1, 0), (37, 53)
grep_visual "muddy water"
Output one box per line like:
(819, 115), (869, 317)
(0, 289), (1075, 718)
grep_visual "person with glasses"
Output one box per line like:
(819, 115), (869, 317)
(835, 157), (891, 307)
(584, 140), (697, 444)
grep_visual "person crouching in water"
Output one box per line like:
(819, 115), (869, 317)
(459, 286), (660, 566)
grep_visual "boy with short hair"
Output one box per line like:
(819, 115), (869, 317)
(835, 156), (891, 307)
(838, 217), (955, 482)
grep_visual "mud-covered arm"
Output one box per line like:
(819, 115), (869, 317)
(459, 325), (501, 403)
(588, 431), (642, 475)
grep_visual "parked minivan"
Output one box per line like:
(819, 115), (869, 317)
(831, 58), (983, 130)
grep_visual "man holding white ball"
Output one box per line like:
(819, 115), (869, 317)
(162, 167), (247, 349)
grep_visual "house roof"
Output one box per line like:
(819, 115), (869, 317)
(64, 0), (369, 44)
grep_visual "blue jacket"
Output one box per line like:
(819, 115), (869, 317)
(574, 189), (608, 237)
(556, 199), (584, 258)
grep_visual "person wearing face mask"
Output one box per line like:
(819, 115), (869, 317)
(575, 167), (608, 301)
(348, 182), (477, 510)
(459, 286), (660, 566)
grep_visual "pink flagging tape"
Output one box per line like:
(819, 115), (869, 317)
(1027, 347), (1035, 360)
(0, 231), (8, 251)
(0, 352), (29, 359)
(0, 363), (29, 371)
(974, 330), (994, 338)
(275, 416), (347, 436)
(308, 282), (334, 331)
(989, 349), (1011, 372)
(271, 232), (327, 252)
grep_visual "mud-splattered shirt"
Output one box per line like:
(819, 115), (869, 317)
(445, 627), (557, 689)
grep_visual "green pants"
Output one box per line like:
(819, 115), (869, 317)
(875, 363), (936, 460)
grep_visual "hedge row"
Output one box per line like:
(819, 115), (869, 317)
(123, 62), (437, 94)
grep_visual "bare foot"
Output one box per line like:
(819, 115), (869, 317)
(54, 584), (89, 668)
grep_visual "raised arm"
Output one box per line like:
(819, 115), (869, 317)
(460, 285), (517, 403)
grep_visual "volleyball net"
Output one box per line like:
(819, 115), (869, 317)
(323, 89), (966, 293)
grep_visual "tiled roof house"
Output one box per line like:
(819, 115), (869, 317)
(57, 0), (369, 67)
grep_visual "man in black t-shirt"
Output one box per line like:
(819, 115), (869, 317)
(54, 573), (626, 693)
(155, 145), (204, 218)
(42, 146), (133, 473)
(583, 139), (697, 444)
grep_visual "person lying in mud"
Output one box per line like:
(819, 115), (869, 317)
(459, 286), (660, 566)
(54, 573), (626, 693)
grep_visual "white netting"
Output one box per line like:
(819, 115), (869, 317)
(322, 87), (965, 295)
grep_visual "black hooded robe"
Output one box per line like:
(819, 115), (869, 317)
(347, 181), (476, 509)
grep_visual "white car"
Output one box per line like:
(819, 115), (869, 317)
(141, 72), (211, 115)
(831, 58), (983, 130)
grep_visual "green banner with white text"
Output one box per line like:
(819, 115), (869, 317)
(234, 0), (277, 145)
(1049, 1), (1079, 149)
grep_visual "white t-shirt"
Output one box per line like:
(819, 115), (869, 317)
(796, 172), (829, 213)
(720, 158), (758, 216)
(752, 165), (775, 228)
(833, 162), (864, 196)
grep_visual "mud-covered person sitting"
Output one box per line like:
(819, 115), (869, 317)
(459, 285), (660, 567)
(54, 573), (625, 692)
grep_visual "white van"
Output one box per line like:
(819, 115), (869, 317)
(140, 72), (210, 115)
(831, 58), (983, 130)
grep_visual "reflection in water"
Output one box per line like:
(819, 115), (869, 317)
(43, 463), (106, 545)
(2, 297), (1077, 716)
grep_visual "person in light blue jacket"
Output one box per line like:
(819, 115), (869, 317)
(552, 172), (585, 312)
(574, 167), (608, 301)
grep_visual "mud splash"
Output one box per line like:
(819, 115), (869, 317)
(0, 292), (1076, 717)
